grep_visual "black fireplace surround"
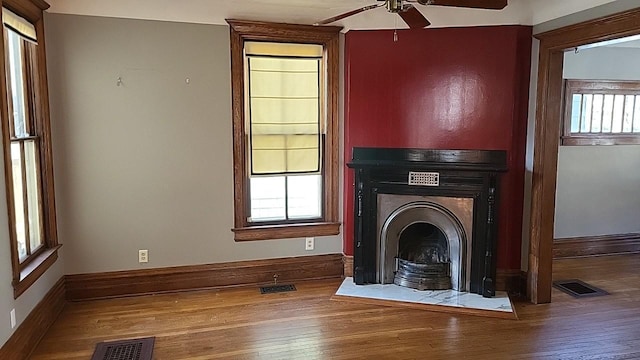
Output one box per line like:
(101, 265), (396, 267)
(348, 147), (507, 297)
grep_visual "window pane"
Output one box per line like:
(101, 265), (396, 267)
(634, 95), (640, 133)
(570, 94), (582, 133)
(7, 30), (28, 138)
(623, 95), (635, 133)
(580, 94), (592, 133)
(601, 94), (614, 133)
(611, 94), (625, 133)
(11, 143), (27, 261)
(250, 176), (286, 221)
(25, 141), (43, 252)
(591, 94), (603, 133)
(287, 175), (321, 219)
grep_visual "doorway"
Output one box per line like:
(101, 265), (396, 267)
(528, 8), (640, 304)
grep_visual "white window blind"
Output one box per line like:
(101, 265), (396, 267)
(246, 42), (322, 175)
(2, 8), (36, 43)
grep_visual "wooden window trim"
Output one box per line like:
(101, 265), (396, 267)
(1, 0), (59, 298)
(562, 79), (640, 146)
(227, 20), (342, 241)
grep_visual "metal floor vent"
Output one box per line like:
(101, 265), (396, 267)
(553, 279), (609, 298)
(91, 337), (155, 360)
(260, 284), (296, 294)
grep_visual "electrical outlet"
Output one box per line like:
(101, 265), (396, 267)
(10, 309), (16, 329)
(138, 249), (149, 263)
(305, 237), (314, 251)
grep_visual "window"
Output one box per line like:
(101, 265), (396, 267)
(227, 20), (341, 241)
(246, 42), (323, 222)
(2, 1), (59, 298)
(562, 79), (640, 145)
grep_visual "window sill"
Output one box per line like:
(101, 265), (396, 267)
(233, 222), (341, 241)
(562, 135), (640, 146)
(13, 245), (61, 298)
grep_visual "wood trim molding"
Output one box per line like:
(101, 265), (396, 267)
(233, 222), (340, 241)
(496, 269), (527, 295)
(2, 0), (50, 23)
(528, 7), (640, 304)
(343, 255), (353, 278)
(0, 0), (60, 298)
(0, 276), (65, 360)
(554, 233), (640, 259)
(13, 245), (60, 298)
(227, 20), (342, 242)
(65, 254), (344, 301)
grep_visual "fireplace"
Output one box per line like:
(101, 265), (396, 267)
(378, 194), (473, 292)
(348, 148), (507, 297)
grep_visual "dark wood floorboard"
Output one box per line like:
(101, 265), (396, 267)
(31, 254), (640, 359)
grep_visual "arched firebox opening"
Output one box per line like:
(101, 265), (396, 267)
(379, 199), (469, 292)
(395, 223), (451, 290)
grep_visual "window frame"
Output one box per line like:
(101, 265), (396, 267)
(1, 0), (59, 298)
(562, 79), (640, 146)
(227, 20), (342, 241)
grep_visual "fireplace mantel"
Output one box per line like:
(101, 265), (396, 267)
(347, 147), (508, 297)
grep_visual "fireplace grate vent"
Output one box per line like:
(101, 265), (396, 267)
(553, 279), (609, 298)
(408, 172), (439, 186)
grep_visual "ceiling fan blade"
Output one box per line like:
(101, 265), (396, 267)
(399, 6), (431, 29)
(418, 0), (507, 10)
(314, 4), (383, 25)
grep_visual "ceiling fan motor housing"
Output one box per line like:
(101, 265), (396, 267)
(386, 0), (405, 13)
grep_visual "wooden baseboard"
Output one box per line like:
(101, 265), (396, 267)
(0, 277), (66, 360)
(66, 254), (344, 301)
(554, 233), (640, 259)
(496, 269), (527, 295)
(342, 254), (524, 295)
(343, 255), (353, 278)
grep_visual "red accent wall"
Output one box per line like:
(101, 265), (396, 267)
(343, 26), (532, 270)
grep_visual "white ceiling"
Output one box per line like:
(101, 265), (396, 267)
(46, 0), (619, 31)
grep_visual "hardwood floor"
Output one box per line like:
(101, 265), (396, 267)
(32, 254), (640, 359)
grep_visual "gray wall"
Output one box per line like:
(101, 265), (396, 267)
(45, 13), (343, 275)
(564, 46), (640, 80)
(555, 146), (640, 238)
(0, 154), (65, 346)
(554, 46), (640, 238)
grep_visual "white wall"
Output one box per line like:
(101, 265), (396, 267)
(554, 46), (640, 238)
(534, 0), (640, 34)
(531, 0), (617, 25)
(45, 13), (343, 275)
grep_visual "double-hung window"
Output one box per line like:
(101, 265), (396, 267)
(227, 20), (341, 241)
(2, 1), (58, 298)
(246, 42), (323, 222)
(562, 79), (640, 145)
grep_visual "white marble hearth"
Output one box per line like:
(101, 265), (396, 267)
(334, 277), (515, 318)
